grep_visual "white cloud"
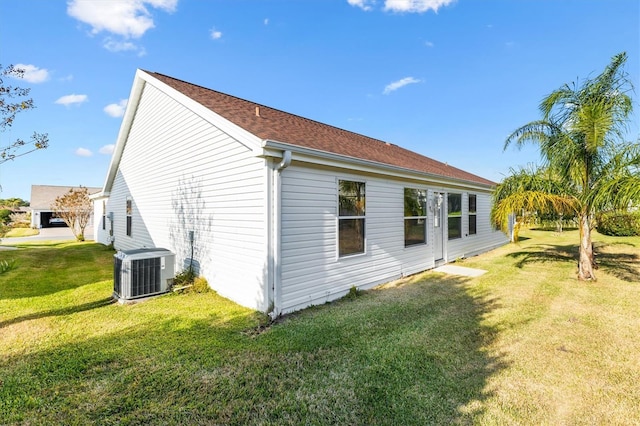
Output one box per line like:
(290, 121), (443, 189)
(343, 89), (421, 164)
(67, 0), (177, 39)
(104, 38), (138, 52)
(210, 28), (222, 40)
(425, 41), (434, 47)
(264, 18), (269, 25)
(384, 0), (456, 13)
(75, 147), (93, 157)
(104, 99), (128, 117)
(348, 0), (376, 11)
(99, 144), (115, 155)
(103, 38), (147, 56)
(383, 77), (421, 94)
(12, 64), (50, 83)
(55, 94), (88, 106)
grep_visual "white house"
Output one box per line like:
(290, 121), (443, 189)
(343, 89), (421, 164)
(93, 69), (507, 315)
(30, 185), (101, 229)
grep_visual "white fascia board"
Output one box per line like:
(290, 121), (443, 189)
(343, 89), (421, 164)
(261, 139), (495, 192)
(101, 70), (146, 193)
(138, 71), (263, 154)
(88, 191), (110, 201)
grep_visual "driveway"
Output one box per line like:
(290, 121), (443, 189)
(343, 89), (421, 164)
(1, 227), (94, 245)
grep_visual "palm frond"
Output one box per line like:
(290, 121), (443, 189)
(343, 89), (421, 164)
(589, 142), (640, 211)
(492, 190), (578, 231)
(504, 120), (554, 152)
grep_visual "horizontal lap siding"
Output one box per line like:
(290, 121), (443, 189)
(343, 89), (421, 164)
(280, 169), (509, 312)
(279, 167), (436, 313)
(447, 192), (508, 260)
(93, 199), (108, 244)
(107, 83), (267, 310)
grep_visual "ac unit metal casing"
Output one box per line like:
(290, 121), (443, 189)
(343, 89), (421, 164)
(113, 248), (175, 300)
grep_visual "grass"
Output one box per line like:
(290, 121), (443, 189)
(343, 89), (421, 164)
(1, 230), (639, 425)
(2, 228), (39, 238)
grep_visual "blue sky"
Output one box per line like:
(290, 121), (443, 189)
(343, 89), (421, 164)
(0, 0), (638, 201)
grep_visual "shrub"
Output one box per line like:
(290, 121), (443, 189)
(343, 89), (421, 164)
(345, 285), (362, 300)
(9, 211), (29, 226)
(191, 276), (210, 293)
(596, 211), (640, 236)
(173, 268), (196, 287)
(0, 209), (11, 225)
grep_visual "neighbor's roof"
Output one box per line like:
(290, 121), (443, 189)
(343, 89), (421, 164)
(147, 72), (495, 187)
(30, 185), (102, 209)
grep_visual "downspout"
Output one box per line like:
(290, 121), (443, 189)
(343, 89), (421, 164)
(271, 150), (291, 318)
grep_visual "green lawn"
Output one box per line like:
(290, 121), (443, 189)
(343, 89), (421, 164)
(3, 228), (39, 238)
(1, 231), (639, 425)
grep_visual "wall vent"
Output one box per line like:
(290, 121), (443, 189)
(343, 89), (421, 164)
(114, 248), (175, 300)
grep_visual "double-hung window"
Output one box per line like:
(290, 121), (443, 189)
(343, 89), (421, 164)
(448, 193), (462, 240)
(338, 180), (365, 256)
(126, 198), (132, 237)
(404, 188), (427, 246)
(468, 194), (477, 235)
(102, 200), (106, 230)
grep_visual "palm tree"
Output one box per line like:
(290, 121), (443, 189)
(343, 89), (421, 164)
(493, 52), (640, 280)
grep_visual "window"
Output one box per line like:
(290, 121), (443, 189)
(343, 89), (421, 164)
(338, 180), (365, 256)
(468, 194), (477, 235)
(404, 188), (427, 246)
(126, 198), (132, 237)
(448, 193), (462, 240)
(102, 200), (106, 230)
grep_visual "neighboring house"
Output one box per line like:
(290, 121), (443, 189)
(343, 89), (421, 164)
(92, 69), (508, 315)
(30, 185), (101, 228)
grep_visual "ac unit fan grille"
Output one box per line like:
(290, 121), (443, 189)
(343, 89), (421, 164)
(114, 256), (123, 296)
(114, 257), (163, 299)
(131, 257), (161, 297)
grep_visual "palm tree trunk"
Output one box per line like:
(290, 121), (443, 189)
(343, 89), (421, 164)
(578, 213), (595, 280)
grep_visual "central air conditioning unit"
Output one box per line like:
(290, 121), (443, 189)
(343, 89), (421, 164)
(113, 248), (175, 300)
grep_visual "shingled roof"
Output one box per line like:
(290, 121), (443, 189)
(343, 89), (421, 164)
(148, 71), (495, 187)
(30, 185), (102, 210)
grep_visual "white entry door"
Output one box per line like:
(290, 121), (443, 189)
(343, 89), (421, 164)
(433, 192), (445, 261)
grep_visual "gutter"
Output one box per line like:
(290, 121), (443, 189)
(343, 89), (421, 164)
(261, 139), (495, 191)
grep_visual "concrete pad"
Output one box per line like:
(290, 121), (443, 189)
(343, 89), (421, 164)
(433, 264), (487, 277)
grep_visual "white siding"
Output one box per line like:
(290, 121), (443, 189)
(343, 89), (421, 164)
(93, 199), (109, 244)
(106, 83), (268, 311)
(279, 166), (508, 313)
(280, 167), (422, 312)
(446, 192), (508, 260)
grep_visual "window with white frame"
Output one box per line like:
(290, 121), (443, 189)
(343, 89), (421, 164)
(126, 198), (132, 237)
(448, 193), (462, 240)
(338, 180), (365, 256)
(468, 194), (477, 235)
(102, 200), (106, 230)
(404, 188), (427, 246)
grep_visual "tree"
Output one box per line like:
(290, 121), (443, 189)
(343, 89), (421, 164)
(0, 209), (11, 224)
(0, 197), (29, 208)
(1, 64), (49, 165)
(492, 52), (640, 280)
(51, 187), (93, 241)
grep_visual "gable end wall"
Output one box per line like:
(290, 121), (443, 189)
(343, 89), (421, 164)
(100, 82), (268, 310)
